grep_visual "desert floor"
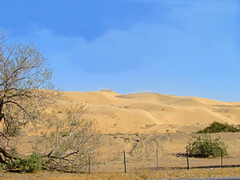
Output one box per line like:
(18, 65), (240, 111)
(1, 167), (240, 179)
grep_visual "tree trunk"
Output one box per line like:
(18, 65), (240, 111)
(0, 99), (4, 122)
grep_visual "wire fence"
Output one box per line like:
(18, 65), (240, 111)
(59, 148), (240, 173)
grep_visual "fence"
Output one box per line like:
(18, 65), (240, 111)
(57, 133), (240, 173)
(59, 148), (240, 173)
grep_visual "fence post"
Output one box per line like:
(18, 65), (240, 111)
(124, 150), (127, 173)
(88, 152), (91, 174)
(60, 152), (63, 174)
(221, 149), (223, 168)
(186, 147), (189, 170)
(157, 148), (159, 171)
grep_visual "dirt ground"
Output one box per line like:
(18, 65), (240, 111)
(9, 132), (240, 173)
(1, 167), (240, 180)
(2, 130), (240, 179)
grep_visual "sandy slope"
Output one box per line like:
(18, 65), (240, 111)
(8, 90), (240, 175)
(57, 90), (240, 134)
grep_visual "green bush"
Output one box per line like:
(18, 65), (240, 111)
(187, 135), (227, 158)
(20, 153), (42, 173)
(197, 121), (240, 134)
(2, 153), (42, 173)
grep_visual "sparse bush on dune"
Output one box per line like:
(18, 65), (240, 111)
(197, 121), (240, 134)
(187, 135), (227, 158)
(186, 121), (237, 158)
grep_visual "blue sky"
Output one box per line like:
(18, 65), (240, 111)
(1, 0), (240, 102)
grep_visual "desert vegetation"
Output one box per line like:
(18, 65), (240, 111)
(0, 30), (58, 172)
(0, 31), (99, 173)
(36, 102), (99, 172)
(185, 122), (235, 158)
(197, 121), (240, 134)
(187, 135), (227, 158)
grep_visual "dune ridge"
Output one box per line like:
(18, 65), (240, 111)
(58, 90), (240, 134)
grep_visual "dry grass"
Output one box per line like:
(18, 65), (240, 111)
(1, 167), (240, 180)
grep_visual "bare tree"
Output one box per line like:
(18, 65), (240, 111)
(0, 31), (60, 167)
(0, 31), (98, 173)
(37, 102), (99, 172)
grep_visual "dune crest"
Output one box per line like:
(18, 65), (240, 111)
(58, 90), (240, 134)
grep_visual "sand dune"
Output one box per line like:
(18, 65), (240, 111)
(12, 90), (240, 174)
(57, 90), (240, 134)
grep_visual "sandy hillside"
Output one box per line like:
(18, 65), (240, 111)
(57, 90), (240, 134)
(7, 90), (240, 175)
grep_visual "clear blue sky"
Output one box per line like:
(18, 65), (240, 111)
(1, 0), (240, 102)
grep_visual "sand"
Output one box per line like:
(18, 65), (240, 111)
(3, 90), (240, 178)
(58, 90), (240, 134)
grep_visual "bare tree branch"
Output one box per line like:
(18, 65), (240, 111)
(0, 31), (60, 170)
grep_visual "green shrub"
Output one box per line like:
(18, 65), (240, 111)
(197, 121), (240, 134)
(2, 153), (42, 173)
(187, 135), (227, 158)
(20, 153), (42, 173)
